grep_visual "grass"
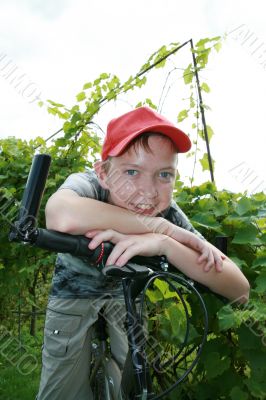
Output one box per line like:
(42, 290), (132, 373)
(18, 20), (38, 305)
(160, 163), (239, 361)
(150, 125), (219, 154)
(0, 360), (41, 400)
(0, 327), (42, 400)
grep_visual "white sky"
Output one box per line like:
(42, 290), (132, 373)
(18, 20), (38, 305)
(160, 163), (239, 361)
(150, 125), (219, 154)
(0, 0), (265, 193)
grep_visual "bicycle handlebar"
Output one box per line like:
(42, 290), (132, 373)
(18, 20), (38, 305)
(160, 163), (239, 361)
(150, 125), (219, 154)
(18, 154), (51, 232)
(34, 228), (106, 262)
(13, 225), (162, 269)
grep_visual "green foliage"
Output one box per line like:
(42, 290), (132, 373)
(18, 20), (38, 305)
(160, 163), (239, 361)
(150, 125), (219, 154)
(170, 182), (266, 399)
(1, 37), (265, 399)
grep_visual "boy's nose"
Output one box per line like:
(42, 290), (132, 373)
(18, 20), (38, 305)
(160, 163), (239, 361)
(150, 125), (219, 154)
(138, 184), (158, 199)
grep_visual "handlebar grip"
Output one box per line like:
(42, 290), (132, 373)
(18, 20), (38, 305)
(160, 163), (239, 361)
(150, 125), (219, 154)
(34, 228), (109, 263)
(33, 229), (162, 269)
(18, 154), (51, 229)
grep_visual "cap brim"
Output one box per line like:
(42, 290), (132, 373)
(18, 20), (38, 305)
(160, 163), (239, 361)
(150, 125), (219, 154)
(107, 124), (191, 157)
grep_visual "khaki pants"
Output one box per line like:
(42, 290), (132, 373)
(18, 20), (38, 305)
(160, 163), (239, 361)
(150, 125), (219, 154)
(37, 297), (128, 400)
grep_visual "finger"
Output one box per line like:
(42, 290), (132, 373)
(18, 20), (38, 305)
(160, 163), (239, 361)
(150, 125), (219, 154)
(85, 230), (103, 238)
(106, 239), (132, 265)
(106, 239), (142, 266)
(203, 251), (215, 272)
(214, 255), (223, 272)
(88, 229), (118, 249)
(108, 244), (140, 267)
(198, 248), (211, 264)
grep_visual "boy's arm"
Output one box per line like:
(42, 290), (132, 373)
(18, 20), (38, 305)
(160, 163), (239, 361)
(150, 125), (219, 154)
(46, 189), (224, 270)
(87, 230), (250, 302)
(162, 236), (250, 302)
(86, 229), (249, 302)
(45, 189), (170, 235)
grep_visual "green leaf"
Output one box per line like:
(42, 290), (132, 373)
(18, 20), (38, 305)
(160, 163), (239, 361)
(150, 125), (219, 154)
(230, 386), (248, 400)
(238, 325), (264, 350)
(47, 107), (57, 116)
(254, 271), (266, 293)
(199, 153), (214, 172)
(213, 199), (228, 217)
(198, 125), (214, 142)
(206, 125), (214, 141)
(190, 213), (220, 229)
(232, 224), (259, 244)
(153, 279), (179, 299)
(183, 63), (193, 84)
(230, 256), (247, 269)
(177, 109), (188, 122)
(47, 99), (65, 107)
(244, 377), (266, 399)
(167, 304), (182, 333)
(83, 82), (92, 90)
(100, 73), (110, 79)
(196, 38), (211, 48)
(205, 352), (230, 378)
(217, 305), (241, 330)
(251, 257), (266, 269)
(235, 197), (252, 216)
(154, 278), (169, 294)
(76, 91), (86, 102)
(214, 42), (222, 52)
(146, 288), (163, 303)
(201, 82), (211, 93)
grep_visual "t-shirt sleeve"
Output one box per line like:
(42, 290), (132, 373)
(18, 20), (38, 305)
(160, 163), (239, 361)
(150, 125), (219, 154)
(57, 170), (102, 199)
(167, 199), (205, 240)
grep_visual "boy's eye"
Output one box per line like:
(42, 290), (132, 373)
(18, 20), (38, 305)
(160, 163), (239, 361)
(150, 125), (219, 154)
(126, 169), (138, 176)
(159, 171), (173, 179)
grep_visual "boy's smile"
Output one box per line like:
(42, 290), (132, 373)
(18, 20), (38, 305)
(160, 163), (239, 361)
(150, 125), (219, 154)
(99, 135), (178, 217)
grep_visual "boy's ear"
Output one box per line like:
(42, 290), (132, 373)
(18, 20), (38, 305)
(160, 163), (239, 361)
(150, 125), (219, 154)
(94, 160), (110, 190)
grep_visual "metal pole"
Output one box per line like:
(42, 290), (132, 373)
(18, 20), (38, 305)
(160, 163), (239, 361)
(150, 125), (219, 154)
(190, 39), (215, 183)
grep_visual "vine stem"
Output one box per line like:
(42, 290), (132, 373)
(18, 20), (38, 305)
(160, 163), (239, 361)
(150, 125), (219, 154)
(190, 39), (215, 183)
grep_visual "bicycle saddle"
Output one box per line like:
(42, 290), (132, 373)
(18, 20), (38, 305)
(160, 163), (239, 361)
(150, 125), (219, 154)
(102, 263), (152, 278)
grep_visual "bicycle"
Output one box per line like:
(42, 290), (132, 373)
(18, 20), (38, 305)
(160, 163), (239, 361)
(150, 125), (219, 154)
(10, 154), (209, 399)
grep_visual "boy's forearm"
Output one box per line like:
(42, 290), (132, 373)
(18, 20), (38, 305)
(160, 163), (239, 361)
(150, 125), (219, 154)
(45, 193), (172, 236)
(162, 236), (250, 302)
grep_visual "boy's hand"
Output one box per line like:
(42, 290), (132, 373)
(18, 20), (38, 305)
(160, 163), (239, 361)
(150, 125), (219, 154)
(86, 229), (167, 267)
(170, 226), (225, 272)
(85, 229), (225, 272)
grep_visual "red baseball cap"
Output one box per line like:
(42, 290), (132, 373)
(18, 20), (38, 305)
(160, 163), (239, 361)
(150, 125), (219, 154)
(101, 106), (191, 160)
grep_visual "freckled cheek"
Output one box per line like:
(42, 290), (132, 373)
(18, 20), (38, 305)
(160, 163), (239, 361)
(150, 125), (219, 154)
(157, 184), (173, 206)
(109, 179), (138, 205)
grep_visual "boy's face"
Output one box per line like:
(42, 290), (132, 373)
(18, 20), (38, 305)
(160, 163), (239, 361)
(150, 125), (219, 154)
(97, 136), (178, 216)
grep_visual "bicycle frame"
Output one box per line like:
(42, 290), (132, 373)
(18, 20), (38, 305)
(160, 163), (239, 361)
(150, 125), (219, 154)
(89, 271), (153, 400)
(90, 312), (123, 400)
(95, 263), (209, 400)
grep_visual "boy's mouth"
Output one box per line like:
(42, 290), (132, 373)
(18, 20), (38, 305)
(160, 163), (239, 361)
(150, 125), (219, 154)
(132, 203), (156, 215)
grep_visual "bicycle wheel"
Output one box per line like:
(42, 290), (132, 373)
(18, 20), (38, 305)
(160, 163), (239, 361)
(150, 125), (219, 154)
(90, 341), (109, 400)
(92, 366), (107, 400)
(106, 358), (123, 400)
(91, 341), (124, 400)
(137, 272), (208, 399)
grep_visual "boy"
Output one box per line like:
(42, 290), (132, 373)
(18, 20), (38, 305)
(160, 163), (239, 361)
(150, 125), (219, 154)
(37, 107), (249, 399)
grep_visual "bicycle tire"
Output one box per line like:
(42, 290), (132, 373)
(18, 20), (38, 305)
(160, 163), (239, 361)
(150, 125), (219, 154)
(106, 358), (123, 400)
(90, 341), (108, 400)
